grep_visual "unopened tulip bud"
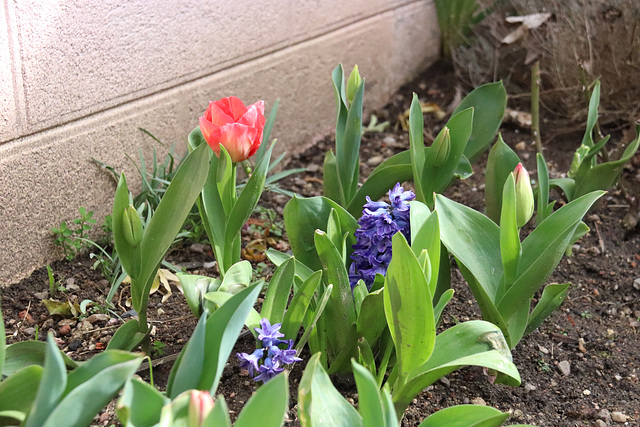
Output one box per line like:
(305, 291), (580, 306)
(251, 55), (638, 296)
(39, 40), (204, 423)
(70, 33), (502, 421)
(346, 65), (362, 104)
(188, 390), (214, 427)
(514, 163), (534, 228)
(430, 126), (451, 166)
(122, 205), (144, 247)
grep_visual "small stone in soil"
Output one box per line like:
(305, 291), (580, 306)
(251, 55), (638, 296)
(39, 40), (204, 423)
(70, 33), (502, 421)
(557, 360), (571, 376)
(611, 411), (628, 423)
(86, 313), (110, 324)
(68, 339), (83, 351)
(59, 325), (71, 336)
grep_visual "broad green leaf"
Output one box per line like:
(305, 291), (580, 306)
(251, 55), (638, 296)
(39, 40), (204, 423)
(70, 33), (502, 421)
(526, 283), (570, 335)
(117, 378), (168, 427)
(352, 361), (387, 426)
(203, 292), (262, 334)
(106, 319), (146, 351)
(410, 210), (441, 298)
(346, 164), (413, 218)
(216, 146), (234, 217)
(219, 260), (252, 294)
(262, 257), (296, 324)
(206, 396), (231, 427)
(536, 153), (554, 225)
(497, 191), (604, 319)
(266, 248), (315, 282)
(282, 270), (323, 340)
(422, 108), (474, 208)
(166, 312), (208, 398)
(356, 289), (386, 347)
(384, 233), (435, 384)
(409, 94), (426, 202)
(315, 231), (356, 355)
(0, 366), (42, 416)
(549, 177), (576, 201)
(134, 142), (209, 315)
(418, 404), (509, 427)
(298, 353), (362, 427)
(392, 321), (520, 415)
(43, 354), (141, 427)
(234, 373), (288, 427)
(436, 195), (503, 299)
(178, 273), (221, 318)
(297, 284), (333, 352)
(112, 174), (141, 279)
(499, 174), (521, 288)
(409, 200), (432, 244)
(433, 289), (455, 325)
(284, 196), (357, 271)
(485, 135), (520, 223)
(356, 337), (376, 378)
(326, 324), (358, 375)
(353, 280), (369, 317)
(24, 334), (68, 427)
(454, 81), (507, 162)
(322, 150), (342, 204)
(2, 341), (76, 377)
(198, 283), (263, 395)
(581, 80), (600, 148)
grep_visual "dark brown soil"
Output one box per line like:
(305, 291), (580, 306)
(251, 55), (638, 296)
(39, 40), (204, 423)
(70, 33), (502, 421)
(2, 60), (639, 426)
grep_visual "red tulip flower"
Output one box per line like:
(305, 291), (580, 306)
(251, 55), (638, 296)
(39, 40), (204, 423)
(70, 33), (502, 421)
(199, 96), (265, 163)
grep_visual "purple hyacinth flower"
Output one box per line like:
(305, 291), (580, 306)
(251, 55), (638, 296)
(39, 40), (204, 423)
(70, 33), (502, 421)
(349, 183), (414, 289)
(253, 356), (284, 383)
(236, 348), (264, 376)
(269, 340), (302, 365)
(255, 318), (285, 347)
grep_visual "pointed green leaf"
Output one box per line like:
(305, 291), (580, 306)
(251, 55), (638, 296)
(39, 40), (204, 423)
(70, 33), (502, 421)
(337, 79), (364, 204)
(526, 283), (571, 335)
(352, 361), (386, 426)
(2, 341), (76, 378)
(0, 366), (42, 416)
(322, 150), (342, 204)
(282, 270), (323, 340)
(262, 257), (296, 324)
(485, 135), (520, 223)
(418, 404), (509, 427)
(500, 174), (521, 288)
(112, 174), (141, 278)
(117, 378), (168, 427)
(409, 93), (426, 202)
(106, 319), (146, 351)
(234, 373), (289, 427)
(167, 312), (208, 398)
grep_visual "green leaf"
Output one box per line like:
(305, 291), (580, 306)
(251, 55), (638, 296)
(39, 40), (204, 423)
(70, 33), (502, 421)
(485, 135), (520, 223)
(322, 150), (342, 204)
(392, 321), (520, 415)
(409, 93), (427, 202)
(581, 80), (600, 148)
(282, 270), (323, 340)
(284, 196), (357, 272)
(199, 283), (263, 395)
(0, 366), (43, 416)
(434, 289), (455, 325)
(436, 195), (503, 299)
(421, 108), (474, 208)
(116, 378), (168, 427)
(234, 373), (289, 427)
(314, 230), (356, 355)
(262, 257), (296, 324)
(356, 289), (387, 348)
(536, 153), (553, 224)
(112, 174), (141, 279)
(166, 312), (208, 398)
(337, 78), (364, 204)
(2, 341), (76, 378)
(0, 303), (5, 377)
(24, 334), (68, 427)
(266, 248), (315, 282)
(43, 353), (142, 427)
(225, 142), (275, 263)
(206, 395), (231, 427)
(410, 209), (441, 298)
(526, 283), (571, 335)
(134, 142), (210, 316)
(499, 174), (521, 288)
(256, 99), (279, 163)
(549, 177), (576, 201)
(216, 146), (234, 217)
(219, 260), (253, 294)
(418, 404), (509, 427)
(298, 353), (362, 427)
(106, 319), (146, 351)
(454, 81), (507, 163)
(352, 360), (387, 426)
(384, 233), (435, 385)
(346, 164), (413, 218)
(497, 191), (604, 319)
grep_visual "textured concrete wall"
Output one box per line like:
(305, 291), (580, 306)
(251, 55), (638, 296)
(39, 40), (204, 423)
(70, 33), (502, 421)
(0, 0), (439, 286)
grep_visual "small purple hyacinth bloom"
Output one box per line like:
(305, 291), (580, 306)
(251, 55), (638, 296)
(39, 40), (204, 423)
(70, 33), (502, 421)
(236, 348), (264, 376)
(240, 318), (303, 383)
(349, 183), (414, 289)
(255, 318), (285, 347)
(253, 356), (284, 383)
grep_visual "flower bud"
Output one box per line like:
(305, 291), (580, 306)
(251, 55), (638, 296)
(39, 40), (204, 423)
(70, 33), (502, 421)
(345, 65), (362, 104)
(513, 163), (534, 228)
(430, 126), (451, 166)
(122, 205), (144, 247)
(188, 390), (214, 427)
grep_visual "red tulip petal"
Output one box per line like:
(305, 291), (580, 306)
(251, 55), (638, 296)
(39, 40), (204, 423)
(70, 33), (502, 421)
(199, 117), (222, 155)
(217, 96), (248, 121)
(219, 123), (258, 162)
(206, 102), (234, 127)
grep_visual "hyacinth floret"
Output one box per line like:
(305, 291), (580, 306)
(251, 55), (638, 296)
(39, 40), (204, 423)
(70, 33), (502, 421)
(348, 183), (414, 289)
(236, 318), (302, 383)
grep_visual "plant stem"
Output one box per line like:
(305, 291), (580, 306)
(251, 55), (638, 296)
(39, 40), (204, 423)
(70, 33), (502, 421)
(531, 61), (543, 154)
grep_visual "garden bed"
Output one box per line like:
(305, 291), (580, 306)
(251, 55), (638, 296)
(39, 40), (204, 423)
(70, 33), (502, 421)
(2, 60), (639, 426)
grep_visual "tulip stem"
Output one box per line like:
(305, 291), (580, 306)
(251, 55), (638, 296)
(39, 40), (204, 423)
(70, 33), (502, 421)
(531, 61), (543, 154)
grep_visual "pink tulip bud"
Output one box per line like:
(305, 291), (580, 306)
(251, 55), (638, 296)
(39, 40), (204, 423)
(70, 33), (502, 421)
(188, 390), (214, 427)
(514, 163), (534, 227)
(199, 96), (265, 163)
